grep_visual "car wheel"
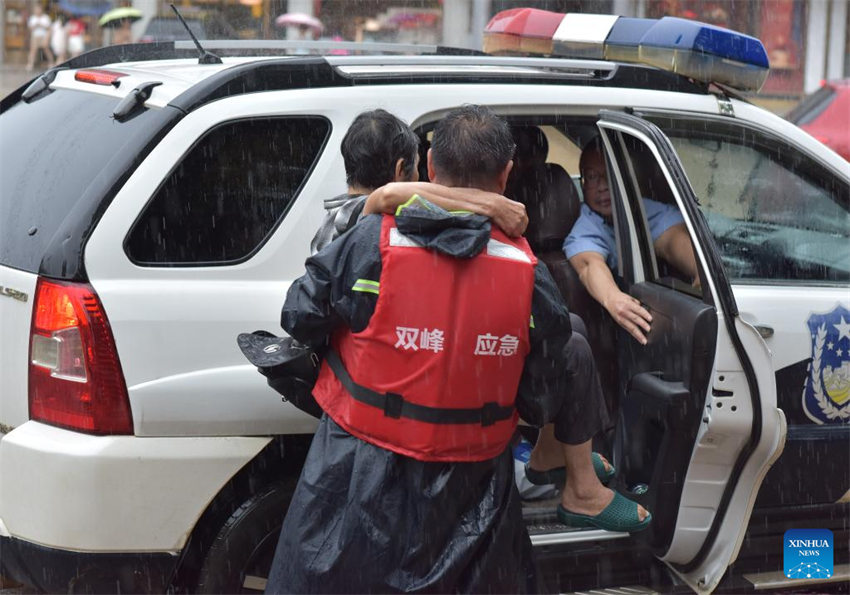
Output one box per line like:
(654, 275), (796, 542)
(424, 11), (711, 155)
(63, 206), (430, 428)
(194, 480), (296, 594)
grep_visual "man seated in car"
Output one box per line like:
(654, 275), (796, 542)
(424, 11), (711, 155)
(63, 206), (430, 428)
(565, 137), (699, 345)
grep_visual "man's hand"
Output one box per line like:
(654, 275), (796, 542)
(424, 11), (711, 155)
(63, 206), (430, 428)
(365, 182), (528, 237)
(570, 251), (652, 345)
(602, 290), (652, 345)
(488, 194), (527, 237)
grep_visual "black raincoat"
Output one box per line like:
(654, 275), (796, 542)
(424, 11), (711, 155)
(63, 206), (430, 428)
(266, 203), (574, 594)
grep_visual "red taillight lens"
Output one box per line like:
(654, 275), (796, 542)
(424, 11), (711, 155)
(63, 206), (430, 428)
(74, 69), (126, 86)
(29, 278), (133, 435)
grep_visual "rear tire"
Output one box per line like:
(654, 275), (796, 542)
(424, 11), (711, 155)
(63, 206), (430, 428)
(194, 480), (295, 594)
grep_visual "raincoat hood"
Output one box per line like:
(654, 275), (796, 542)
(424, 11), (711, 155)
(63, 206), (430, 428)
(394, 195), (491, 258)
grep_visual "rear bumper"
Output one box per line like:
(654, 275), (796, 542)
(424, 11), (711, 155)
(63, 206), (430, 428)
(0, 421), (269, 552)
(0, 534), (176, 593)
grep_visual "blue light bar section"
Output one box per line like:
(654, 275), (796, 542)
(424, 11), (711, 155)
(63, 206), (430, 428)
(604, 15), (770, 92)
(603, 18), (656, 62)
(640, 17), (769, 68)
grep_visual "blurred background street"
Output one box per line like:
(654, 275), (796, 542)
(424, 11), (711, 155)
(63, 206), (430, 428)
(1, 64), (31, 96)
(1, 0), (848, 114)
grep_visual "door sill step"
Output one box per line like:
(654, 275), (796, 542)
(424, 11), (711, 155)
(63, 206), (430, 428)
(565, 585), (658, 594)
(524, 498), (629, 546)
(529, 526), (629, 546)
(743, 563), (850, 590)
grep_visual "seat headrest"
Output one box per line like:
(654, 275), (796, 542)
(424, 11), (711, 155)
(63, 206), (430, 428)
(505, 126), (580, 253)
(510, 125), (548, 166)
(523, 164), (581, 253)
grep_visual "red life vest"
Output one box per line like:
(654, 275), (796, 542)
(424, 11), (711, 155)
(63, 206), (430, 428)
(312, 215), (537, 462)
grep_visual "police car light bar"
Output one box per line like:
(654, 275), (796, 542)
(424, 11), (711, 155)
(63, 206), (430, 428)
(483, 8), (770, 92)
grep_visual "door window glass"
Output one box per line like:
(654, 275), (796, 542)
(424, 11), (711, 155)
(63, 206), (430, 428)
(601, 130), (703, 297)
(125, 116), (330, 266)
(650, 116), (849, 285)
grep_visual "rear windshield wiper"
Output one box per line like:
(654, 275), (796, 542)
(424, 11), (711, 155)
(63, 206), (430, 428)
(22, 66), (68, 103)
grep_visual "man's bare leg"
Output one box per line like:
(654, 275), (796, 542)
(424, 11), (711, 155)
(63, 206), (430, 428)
(559, 439), (648, 520)
(527, 424), (611, 476)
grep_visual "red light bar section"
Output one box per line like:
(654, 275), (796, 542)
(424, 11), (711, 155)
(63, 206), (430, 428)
(483, 8), (564, 55)
(75, 69), (127, 86)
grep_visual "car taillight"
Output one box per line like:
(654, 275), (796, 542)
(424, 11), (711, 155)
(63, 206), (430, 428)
(29, 278), (133, 435)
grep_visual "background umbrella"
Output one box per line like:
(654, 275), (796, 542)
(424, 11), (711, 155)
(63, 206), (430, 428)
(58, 0), (113, 16)
(98, 6), (143, 28)
(275, 13), (324, 32)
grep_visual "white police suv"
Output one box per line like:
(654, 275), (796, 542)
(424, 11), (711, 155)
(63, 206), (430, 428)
(0, 8), (847, 594)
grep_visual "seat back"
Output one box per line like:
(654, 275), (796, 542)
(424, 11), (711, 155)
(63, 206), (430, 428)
(506, 126), (619, 420)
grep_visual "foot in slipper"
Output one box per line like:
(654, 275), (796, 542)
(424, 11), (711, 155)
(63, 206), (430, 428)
(525, 452), (615, 486)
(556, 491), (651, 533)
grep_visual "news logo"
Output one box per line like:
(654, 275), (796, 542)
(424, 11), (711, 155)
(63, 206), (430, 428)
(784, 529), (833, 579)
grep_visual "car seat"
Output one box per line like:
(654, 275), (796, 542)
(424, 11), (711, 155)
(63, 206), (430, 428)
(507, 126), (619, 419)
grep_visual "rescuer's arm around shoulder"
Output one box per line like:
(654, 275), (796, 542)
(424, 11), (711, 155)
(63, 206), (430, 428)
(513, 261), (573, 427)
(281, 215), (383, 348)
(364, 182), (528, 237)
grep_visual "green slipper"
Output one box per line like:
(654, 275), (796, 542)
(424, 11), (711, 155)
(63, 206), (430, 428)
(524, 452), (615, 486)
(556, 492), (651, 533)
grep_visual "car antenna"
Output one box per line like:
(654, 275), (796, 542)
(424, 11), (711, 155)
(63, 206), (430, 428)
(169, 3), (222, 64)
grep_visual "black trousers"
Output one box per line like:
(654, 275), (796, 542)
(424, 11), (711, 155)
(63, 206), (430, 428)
(549, 313), (610, 445)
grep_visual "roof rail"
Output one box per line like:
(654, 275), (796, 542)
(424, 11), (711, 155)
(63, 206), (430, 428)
(52, 40), (483, 72)
(326, 54), (617, 77)
(53, 42), (204, 70)
(174, 39), (484, 56)
(168, 53), (706, 116)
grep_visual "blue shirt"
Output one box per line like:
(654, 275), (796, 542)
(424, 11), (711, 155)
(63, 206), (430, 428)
(563, 199), (684, 270)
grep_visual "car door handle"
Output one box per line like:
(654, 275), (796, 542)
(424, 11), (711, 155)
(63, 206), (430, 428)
(754, 324), (774, 339)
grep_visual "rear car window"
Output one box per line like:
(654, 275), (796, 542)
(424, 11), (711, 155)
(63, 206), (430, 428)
(0, 89), (168, 274)
(125, 116), (330, 266)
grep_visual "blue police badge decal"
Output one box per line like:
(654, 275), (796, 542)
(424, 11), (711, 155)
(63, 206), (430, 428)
(802, 305), (850, 424)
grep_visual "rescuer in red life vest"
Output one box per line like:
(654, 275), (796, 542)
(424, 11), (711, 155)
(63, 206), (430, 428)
(265, 105), (647, 594)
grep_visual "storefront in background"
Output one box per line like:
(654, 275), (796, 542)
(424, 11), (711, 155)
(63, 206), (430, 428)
(4, 0), (847, 102)
(2, 0), (109, 63)
(643, 0), (847, 98)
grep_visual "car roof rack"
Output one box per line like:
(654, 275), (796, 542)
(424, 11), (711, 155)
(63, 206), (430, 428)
(54, 39), (484, 71)
(168, 53), (706, 114)
(3, 40), (708, 115)
(174, 39), (485, 56)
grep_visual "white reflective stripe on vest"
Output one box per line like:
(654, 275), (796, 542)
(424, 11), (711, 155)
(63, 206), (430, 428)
(389, 227), (423, 248)
(486, 238), (532, 263)
(389, 227), (531, 264)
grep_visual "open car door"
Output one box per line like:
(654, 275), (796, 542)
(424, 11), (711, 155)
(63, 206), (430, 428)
(595, 110), (786, 593)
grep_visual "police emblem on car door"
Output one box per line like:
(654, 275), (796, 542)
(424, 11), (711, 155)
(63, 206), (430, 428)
(803, 305), (850, 424)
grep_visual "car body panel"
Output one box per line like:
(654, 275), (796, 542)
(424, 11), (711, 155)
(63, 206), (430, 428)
(0, 268), (37, 431)
(0, 421), (269, 551)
